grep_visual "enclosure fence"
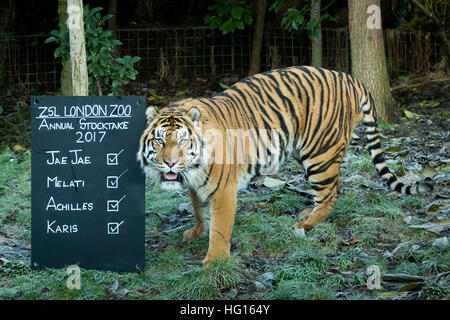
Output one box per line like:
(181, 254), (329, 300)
(0, 26), (444, 94)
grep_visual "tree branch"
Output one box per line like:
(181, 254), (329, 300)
(410, 0), (443, 27)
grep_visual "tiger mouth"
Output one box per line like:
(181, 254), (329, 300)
(161, 172), (183, 182)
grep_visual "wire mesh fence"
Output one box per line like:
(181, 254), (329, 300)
(0, 33), (61, 93)
(0, 26), (444, 94)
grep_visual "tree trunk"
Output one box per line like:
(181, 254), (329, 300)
(248, 0), (267, 76)
(58, 0), (72, 95)
(67, 0), (88, 96)
(107, 0), (119, 58)
(437, 28), (450, 75)
(0, 0), (14, 32)
(310, 0), (322, 67)
(348, 0), (394, 122)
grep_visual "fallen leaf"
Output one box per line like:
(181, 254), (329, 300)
(383, 273), (425, 282)
(106, 280), (119, 294)
(404, 110), (421, 119)
(419, 200), (442, 214)
(378, 291), (408, 299)
(196, 77), (207, 84)
(219, 82), (230, 90)
(341, 235), (358, 246)
(263, 177), (286, 189)
(409, 221), (450, 234)
(256, 202), (271, 209)
(386, 146), (403, 153)
(0, 258), (9, 266)
(397, 282), (425, 292)
(13, 145), (26, 152)
(422, 167), (437, 178)
(104, 280), (130, 299)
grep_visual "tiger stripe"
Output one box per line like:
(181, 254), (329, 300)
(137, 66), (433, 265)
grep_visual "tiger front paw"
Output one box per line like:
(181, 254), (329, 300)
(202, 250), (230, 266)
(182, 226), (205, 243)
(292, 221), (313, 232)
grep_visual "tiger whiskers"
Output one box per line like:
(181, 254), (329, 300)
(181, 166), (209, 187)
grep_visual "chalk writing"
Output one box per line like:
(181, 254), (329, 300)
(31, 96), (145, 272)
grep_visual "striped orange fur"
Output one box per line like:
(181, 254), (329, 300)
(137, 66), (432, 265)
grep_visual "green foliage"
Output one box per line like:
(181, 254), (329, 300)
(0, 102), (31, 149)
(270, 0), (336, 38)
(0, 151), (31, 228)
(45, 5), (140, 96)
(219, 82), (230, 90)
(0, 117), (448, 300)
(269, 280), (335, 300)
(45, 23), (70, 62)
(205, 0), (253, 35)
(172, 257), (242, 299)
(410, 0), (449, 26)
(269, 0), (284, 13)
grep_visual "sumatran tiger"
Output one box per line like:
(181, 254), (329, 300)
(137, 66), (432, 265)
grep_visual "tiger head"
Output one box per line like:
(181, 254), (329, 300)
(137, 104), (205, 191)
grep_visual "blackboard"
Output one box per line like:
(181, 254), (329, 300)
(31, 96), (146, 272)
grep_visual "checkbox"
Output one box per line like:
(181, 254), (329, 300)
(106, 149), (123, 166)
(107, 200), (119, 212)
(106, 154), (119, 165)
(106, 195), (126, 212)
(107, 221), (124, 235)
(107, 176), (118, 188)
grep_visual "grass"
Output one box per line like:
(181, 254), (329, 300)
(0, 101), (31, 150)
(0, 150), (31, 231)
(0, 133), (448, 300)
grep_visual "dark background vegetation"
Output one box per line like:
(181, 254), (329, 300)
(1, 0), (449, 150)
(2, 0), (432, 33)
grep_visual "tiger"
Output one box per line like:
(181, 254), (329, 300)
(137, 66), (433, 265)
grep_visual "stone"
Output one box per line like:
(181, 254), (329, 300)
(256, 272), (274, 283)
(432, 237), (448, 250)
(263, 177), (286, 189)
(254, 281), (268, 291)
(178, 202), (195, 215)
(293, 227), (306, 238)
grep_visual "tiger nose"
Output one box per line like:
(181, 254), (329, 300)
(164, 160), (177, 168)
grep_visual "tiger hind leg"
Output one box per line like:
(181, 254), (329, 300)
(294, 164), (341, 232)
(294, 191), (338, 231)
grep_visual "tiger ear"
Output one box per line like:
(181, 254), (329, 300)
(187, 107), (200, 122)
(146, 106), (157, 123)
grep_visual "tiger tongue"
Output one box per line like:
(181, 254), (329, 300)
(164, 172), (178, 180)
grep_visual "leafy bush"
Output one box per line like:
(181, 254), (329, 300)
(205, 0), (253, 35)
(45, 5), (140, 95)
(270, 0), (336, 38)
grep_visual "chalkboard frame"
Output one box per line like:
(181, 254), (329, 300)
(30, 96), (146, 272)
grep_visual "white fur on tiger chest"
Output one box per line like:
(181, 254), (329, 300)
(237, 171), (255, 190)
